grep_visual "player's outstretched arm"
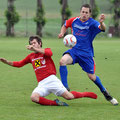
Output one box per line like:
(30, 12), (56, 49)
(26, 45), (45, 54)
(0, 58), (13, 66)
(99, 14), (106, 31)
(58, 25), (67, 38)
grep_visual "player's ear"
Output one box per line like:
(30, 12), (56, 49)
(39, 42), (42, 47)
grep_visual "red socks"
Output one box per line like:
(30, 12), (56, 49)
(38, 97), (58, 106)
(36, 92), (97, 106)
(71, 91), (97, 99)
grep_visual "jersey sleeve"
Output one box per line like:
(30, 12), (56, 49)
(13, 54), (31, 68)
(91, 20), (102, 34)
(44, 48), (53, 57)
(64, 17), (77, 28)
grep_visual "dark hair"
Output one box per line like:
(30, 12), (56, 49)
(80, 4), (91, 13)
(29, 35), (42, 47)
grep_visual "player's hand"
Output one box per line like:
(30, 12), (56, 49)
(58, 33), (64, 39)
(99, 14), (105, 23)
(0, 58), (9, 64)
(26, 45), (34, 51)
(0, 58), (7, 63)
(0, 57), (13, 66)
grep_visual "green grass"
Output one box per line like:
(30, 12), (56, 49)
(0, 37), (120, 120)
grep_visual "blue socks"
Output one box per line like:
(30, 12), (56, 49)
(94, 76), (106, 92)
(59, 66), (69, 88)
(60, 66), (105, 92)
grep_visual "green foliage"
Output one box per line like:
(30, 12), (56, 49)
(34, 7), (46, 26)
(0, 0), (117, 37)
(4, 6), (20, 26)
(110, 0), (120, 36)
(60, 6), (72, 18)
(91, 4), (99, 19)
(59, 0), (72, 19)
(111, 0), (120, 17)
(113, 17), (119, 27)
(111, 0), (120, 4)
(59, 0), (62, 5)
(114, 7), (120, 16)
(64, 7), (72, 18)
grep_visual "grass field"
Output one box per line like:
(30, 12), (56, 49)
(0, 37), (120, 120)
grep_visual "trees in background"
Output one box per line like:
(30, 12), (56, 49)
(5, 0), (20, 36)
(34, 0), (46, 37)
(89, 0), (99, 19)
(59, 0), (72, 35)
(111, 0), (120, 37)
(3, 0), (120, 37)
(59, 0), (72, 26)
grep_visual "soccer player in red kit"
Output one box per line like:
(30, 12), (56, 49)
(0, 35), (97, 106)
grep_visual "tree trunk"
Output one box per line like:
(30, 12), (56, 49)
(114, 15), (119, 37)
(36, 23), (42, 37)
(6, 0), (15, 36)
(61, 0), (68, 35)
(61, 0), (67, 26)
(36, 0), (42, 37)
(114, 1), (120, 37)
(90, 0), (96, 19)
(90, 0), (95, 9)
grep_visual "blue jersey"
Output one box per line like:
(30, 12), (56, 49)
(64, 17), (102, 57)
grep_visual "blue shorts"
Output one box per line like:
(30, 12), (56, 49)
(63, 49), (95, 74)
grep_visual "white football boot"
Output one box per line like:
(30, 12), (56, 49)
(110, 98), (119, 105)
(102, 90), (118, 105)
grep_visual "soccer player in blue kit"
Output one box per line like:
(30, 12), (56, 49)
(58, 4), (118, 105)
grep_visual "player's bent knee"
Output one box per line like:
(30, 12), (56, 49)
(30, 93), (40, 103)
(65, 96), (73, 100)
(89, 76), (94, 81)
(59, 58), (66, 66)
(88, 74), (96, 81)
(30, 95), (35, 102)
(62, 91), (74, 100)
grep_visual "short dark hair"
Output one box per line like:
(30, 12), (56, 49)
(29, 35), (42, 47)
(80, 4), (91, 13)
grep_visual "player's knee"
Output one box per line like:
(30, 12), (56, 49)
(65, 96), (73, 100)
(30, 94), (36, 102)
(62, 92), (74, 100)
(89, 76), (93, 80)
(30, 93), (39, 102)
(88, 74), (96, 81)
(59, 58), (66, 66)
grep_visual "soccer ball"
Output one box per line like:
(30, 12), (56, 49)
(63, 34), (77, 48)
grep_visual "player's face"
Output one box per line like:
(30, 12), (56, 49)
(30, 39), (41, 48)
(80, 7), (91, 22)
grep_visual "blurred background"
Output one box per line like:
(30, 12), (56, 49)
(0, 0), (119, 37)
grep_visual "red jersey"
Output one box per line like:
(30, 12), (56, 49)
(13, 48), (56, 82)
